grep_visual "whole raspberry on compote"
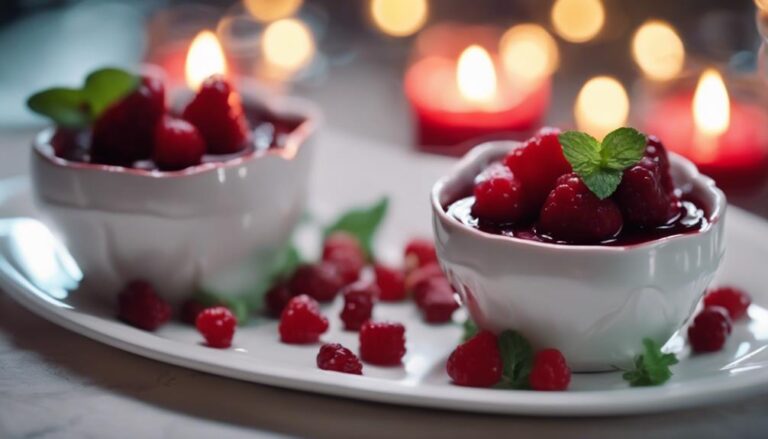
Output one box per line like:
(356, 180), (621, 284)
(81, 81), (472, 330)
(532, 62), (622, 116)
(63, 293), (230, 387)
(264, 281), (296, 318)
(703, 287), (752, 321)
(644, 136), (674, 193)
(322, 232), (366, 285)
(615, 157), (680, 229)
(537, 173), (623, 244)
(528, 349), (571, 391)
(279, 295), (329, 344)
(472, 162), (527, 224)
(688, 306), (732, 353)
(182, 75), (249, 154)
(340, 282), (377, 331)
(91, 74), (166, 165)
(153, 115), (205, 170)
(359, 321), (406, 365)
(374, 264), (406, 302)
(446, 330), (502, 388)
(196, 306), (237, 348)
(404, 238), (437, 273)
(288, 263), (345, 303)
(117, 280), (171, 331)
(317, 343), (363, 375)
(180, 298), (207, 324)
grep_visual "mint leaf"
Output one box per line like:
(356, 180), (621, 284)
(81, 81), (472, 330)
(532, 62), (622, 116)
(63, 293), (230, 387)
(558, 131), (601, 175)
(461, 319), (479, 342)
(600, 127), (646, 171)
(323, 197), (389, 260)
(622, 338), (678, 387)
(83, 67), (139, 118)
(27, 88), (90, 128)
(581, 169), (623, 200)
(497, 330), (534, 389)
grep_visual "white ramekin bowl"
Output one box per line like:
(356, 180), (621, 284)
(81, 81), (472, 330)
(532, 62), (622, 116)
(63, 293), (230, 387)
(431, 141), (726, 371)
(31, 92), (319, 304)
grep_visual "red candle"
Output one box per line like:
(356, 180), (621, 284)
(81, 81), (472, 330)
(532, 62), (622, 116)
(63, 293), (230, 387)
(644, 69), (768, 190)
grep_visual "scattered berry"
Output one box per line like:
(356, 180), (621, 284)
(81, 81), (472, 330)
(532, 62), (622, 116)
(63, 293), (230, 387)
(117, 280), (171, 331)
(537, 173), (623, 244)
(195, 306), (237, 348)
(288, 263), (345, 303)
(264, 282), (296, 318)
(688, 307), (732, 353)
(340, 283), (377, 331)
(413, 276), (453, 308)
(703, 287), (752, 321)
(180, 298), (207, 324)
(529, 349), (571, 391)
(322, 233), (366, 285)
(182, 75), (249, 154)
(317, 343), (363, 375)
(419, 286), (459, 323)
(404, 262), (445, 294)
(323, 232), (365, 262)
(404, 238), (437, 273)
(359, 321), (406, 365)
(446, 330), (502, 387)
(615, 157), (680, 229)
(374, 264), (406, 301)
(152, 115), (205, 170)
(279, 295), (329, 344)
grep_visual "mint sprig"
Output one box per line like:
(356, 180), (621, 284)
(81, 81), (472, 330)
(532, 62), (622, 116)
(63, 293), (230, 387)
(622, 338), (679, 387)
(497, 330), (534, 389)
(558, 127), (646, 199)
(323, 197), (389, 260)
(461, 318), (479, 342)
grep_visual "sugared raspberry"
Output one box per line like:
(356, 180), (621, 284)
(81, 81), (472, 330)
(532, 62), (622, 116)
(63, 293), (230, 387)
(288, 263), (345, 302)
(152, 115), (205, 170)
(404, 262), (445, 294)
(264, 281), (296, 318)
(322, 232), (366, 284)
(504, 127), (572, 214)
(279, 295), (329, 344)
(374, 264), (406, 301)
(182, 75), (249, 154)
(471, 162), (527, 224)
(117, 280), (171, 331)
(446, 330), (502, 387)
(180, 298), (206, 324)
(537, 173), (624, 244)
(195, 306), (237, 348)
(615, 157), (680, 229)
(688, 307), (732, 353)
(703, 287), (752, 320)
(92, 74), (166, 165)
(340, 283), (377, 331)
(645, 136), (674, 192)
(404, 238), (437, 273)
(529, 349), (571, 391)
(317, 343), (363, 375)
(359, 321), (406, 365)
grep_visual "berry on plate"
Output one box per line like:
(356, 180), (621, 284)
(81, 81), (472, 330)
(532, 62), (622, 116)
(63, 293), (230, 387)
(180, 298), (207, 324)
(688, 306), (732, 353)
(373, 264), (406, 302)
(182, 75), (249, 154)
(117, 280), (171, 331)
(404, 238), (437, 273)
(703, 287), (751, 321)
(288, 263), (345, 303)
(279, 295), (329, 344)
(446, 330), (502, 387)
(528, 349), (571, 391)
(317, 343), (364, 375)
(404, 262), (445, 294)
(322, 232), (366, 285)
(471, 162), (527, 224)
(359, 321), (406, 365)
(195, 306), (237, 348)
(340, 282), (377, 331)
(413, 276), (458, 323)
(152, 115), (205, 170)
(264, 281), (296, 318)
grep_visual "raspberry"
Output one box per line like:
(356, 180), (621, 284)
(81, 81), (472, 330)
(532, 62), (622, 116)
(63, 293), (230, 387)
(404, 262), (445, 294)
(688, 307), (732, 353)
(180, 298), (206, 324)
(446, 330), (502, 387)
(374, 264), (406, 301)
(182, 75), (249, 154)
(471, 162), (527, 224)
(279, 295), (329, 344)
(537, 173), (623, 244)
(195, 306), (237, 348)
(340, 283), (377, 331)
(323, 232), (365, 261)
(117, 280), (171, 331)
(504, 127), (572, 213)
(359, 321), (406, 365)
(152, 115), (205, 170)
(529, 349), (571, 391)
(419, 287), (459, 323)
(317, 343), (363, 375)
(264, 282), (296, 318)
(645, 136), (674, 193)
(322, 233), (366, 284)
(91, 74), (166, 165)
(703, 287), (752, 320)
(404, 238), (437, 273)
(615, 157), (681, 229)
(288, 263), (345, 302)
(413, 276), (453, 308)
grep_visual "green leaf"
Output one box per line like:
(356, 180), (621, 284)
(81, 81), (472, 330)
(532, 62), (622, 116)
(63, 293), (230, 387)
(497, 330), (534, 389)
(600, 127), (646, 171)
(461, 319), (479, 342)
(27, 88), (91, 128)
(581, 169), (623, 200)
(83, 67), (139, 118)
(558, 131), (601, 176)
(323, 197), (389, 259)
(622, 338), (679, 387)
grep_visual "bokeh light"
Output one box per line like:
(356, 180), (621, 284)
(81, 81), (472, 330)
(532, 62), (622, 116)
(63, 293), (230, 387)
(500, 24), (559, 82)
(551, 0), (605, 43)
(370, 0), (428, 37)
(456, 45), (497, 107)
(261, 18), (315, 73)
(243, 0), (303, 22)
(632, 20), (685, 81)
(185, 30), (227, 90)
(574, 76), (629, 138)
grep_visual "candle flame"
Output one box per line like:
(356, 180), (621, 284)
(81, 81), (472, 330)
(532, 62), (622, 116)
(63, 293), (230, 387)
(574, 76), (629, 138)
(632, 20), (685, 81)
(185, 30), (227, 90)
(693, 69), (730, 137)
(456, 45), (497, 107)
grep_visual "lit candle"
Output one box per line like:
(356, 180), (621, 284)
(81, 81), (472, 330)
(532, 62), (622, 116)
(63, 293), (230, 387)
(185, 30), (228, 90)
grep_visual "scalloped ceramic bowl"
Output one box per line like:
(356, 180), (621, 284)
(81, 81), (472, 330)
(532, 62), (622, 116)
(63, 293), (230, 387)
(431, 141), (727, 371)
(31, 90), (319, 304)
